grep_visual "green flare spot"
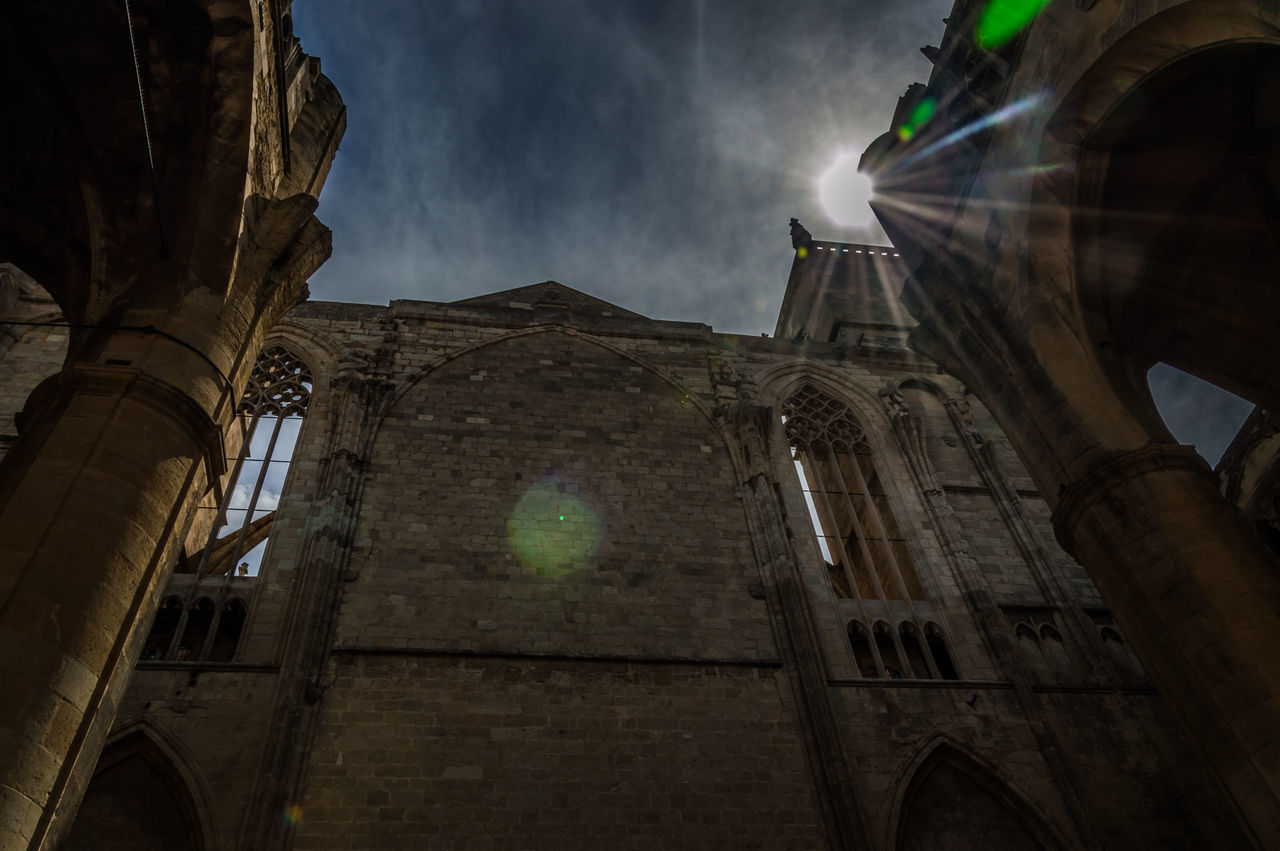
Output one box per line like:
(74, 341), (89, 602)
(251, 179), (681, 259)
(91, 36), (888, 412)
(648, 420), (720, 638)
(975, 0), (1052, 50)
(507, 481), (601, 577)
(908, 96), (936, 128)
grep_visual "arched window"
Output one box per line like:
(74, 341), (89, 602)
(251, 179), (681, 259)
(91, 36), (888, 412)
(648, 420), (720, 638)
(784, 383), (960, 679)
(1089, 610), (1145, 682)
(900, 622), (933, 679)
(925, 622), (959, 680)
(782, 384), (924, 602)
(142, 597), (183, 661)
(848, 621), (878, 677)
(1014, 622), (1048, 681)
(208, 599), (248, 663)
(875, 621), (903, 678)
(1039, 624), (1074, 679)
(193, 345), (312, 577)
(177, 598), (215, 661)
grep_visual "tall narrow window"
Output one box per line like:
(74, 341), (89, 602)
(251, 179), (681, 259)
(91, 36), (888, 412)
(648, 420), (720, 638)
(196, 346), (312, 577)
(782, 383), (959, 679)
(782, 384), (923, 601)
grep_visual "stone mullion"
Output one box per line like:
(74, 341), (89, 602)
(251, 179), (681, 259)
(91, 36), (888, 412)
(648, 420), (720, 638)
(822, 446), (919, 677)
(724, 404), (871, 851)
(228, 411), (285, 569)
(238, 374), (393, 850)
(195, 413), (260, 576)
(801, 448), (886, 676)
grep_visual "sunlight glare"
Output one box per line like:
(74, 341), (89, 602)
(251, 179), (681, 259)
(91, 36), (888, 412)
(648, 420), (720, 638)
(818, 154), (876, 228)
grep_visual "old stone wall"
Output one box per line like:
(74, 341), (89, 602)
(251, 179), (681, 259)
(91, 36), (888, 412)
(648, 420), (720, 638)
(0, 275), (1244, 848)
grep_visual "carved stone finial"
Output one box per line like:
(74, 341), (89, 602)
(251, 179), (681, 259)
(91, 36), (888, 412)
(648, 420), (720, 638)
(789, 218), (813, 250)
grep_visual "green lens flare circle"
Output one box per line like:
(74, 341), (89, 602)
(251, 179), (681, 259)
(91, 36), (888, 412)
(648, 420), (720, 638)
(507, 481), (602, 577)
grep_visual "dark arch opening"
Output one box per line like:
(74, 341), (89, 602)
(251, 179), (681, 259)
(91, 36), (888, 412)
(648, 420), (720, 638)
(208, 598), (247, 663)
(142, 596), (183, 661)
(900, 622), (932, 679)
(848, 620), (877, 678)
(875, 620), (902, 678)
(179, 598), (215, 661)
(896, 744), (1051, 851)
(1078, 43), (1280, 415)
(63, 730), (206, 850)
(926, 622), (959, 680)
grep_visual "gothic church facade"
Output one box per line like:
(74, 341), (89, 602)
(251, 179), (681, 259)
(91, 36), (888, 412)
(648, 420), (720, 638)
(1, 240), (1241, 849)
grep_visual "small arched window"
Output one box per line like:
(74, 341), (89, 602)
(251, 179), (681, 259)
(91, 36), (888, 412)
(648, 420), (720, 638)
(192, 345), (312, 577)
(141, 597), (183, 660)
(899, 622), (933, 679)
(1039, 624), (1074, 679)
(925, 622), (959, 680)
(208, 599), (248, 663)
(178, 598), (215, 661)
(847, 621), (878, 677)
(874, 621), (903, 678)
(1014, 622), (1048, 680)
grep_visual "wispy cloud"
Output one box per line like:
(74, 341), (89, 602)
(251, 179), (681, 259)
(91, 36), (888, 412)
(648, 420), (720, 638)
(293, 0), (950, 333)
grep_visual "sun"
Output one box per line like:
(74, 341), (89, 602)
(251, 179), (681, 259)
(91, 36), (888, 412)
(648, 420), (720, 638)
(818, 153), (876, 229)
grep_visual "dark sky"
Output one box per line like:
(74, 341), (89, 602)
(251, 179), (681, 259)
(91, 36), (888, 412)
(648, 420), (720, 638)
(290, 0), (1252, 465)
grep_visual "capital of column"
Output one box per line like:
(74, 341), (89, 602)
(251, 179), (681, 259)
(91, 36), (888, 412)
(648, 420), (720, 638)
(15, 361), (227, 484)
(1052, 441), (1210, 552)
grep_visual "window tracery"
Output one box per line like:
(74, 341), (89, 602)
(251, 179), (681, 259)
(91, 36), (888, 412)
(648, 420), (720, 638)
(782, 383), (957, 679)
(195, 345), (312, 577)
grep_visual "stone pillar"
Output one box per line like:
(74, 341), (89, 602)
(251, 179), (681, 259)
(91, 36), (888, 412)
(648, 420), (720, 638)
(895, 257), (1280, 849)
(1055, 444), (1280, 847)
(717, 401), (871, 851)
(238, 371), (394, 849)
(0, 356), (223, 849)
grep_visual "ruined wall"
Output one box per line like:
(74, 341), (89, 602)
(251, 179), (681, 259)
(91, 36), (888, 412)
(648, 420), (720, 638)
(0, 276), (1240, 848)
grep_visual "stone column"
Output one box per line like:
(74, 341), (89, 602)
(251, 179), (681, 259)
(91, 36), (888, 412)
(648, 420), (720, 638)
(238, 371), (394, 849)
(0, 353), (224, 849)
(897, 257), (1280, 849)
(1055, 444), (1280, 847)
(716, 400), (871, 851)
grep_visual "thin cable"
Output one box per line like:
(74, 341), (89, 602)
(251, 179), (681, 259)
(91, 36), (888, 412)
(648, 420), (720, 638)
(123, 0), (169, 256)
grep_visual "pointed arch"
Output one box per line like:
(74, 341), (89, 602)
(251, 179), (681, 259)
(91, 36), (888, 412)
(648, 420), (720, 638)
(886, 735), (1068, 851)
(375, 323), (722, 446)
(64, 721), (217, 850)
(759, 362), (893, 441)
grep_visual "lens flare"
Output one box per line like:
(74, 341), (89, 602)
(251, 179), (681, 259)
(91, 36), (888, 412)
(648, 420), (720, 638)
(283, 804), (303, 825)
(507, 479), (602, 577)
(818, 153), (876, 228)
(898, 96), (937, 141)
(975, 0), (1051, 50)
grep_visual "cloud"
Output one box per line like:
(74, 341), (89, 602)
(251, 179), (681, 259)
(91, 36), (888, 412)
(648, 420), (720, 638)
(293, 0), (950, 333)
(1147, 364), (1253, 467)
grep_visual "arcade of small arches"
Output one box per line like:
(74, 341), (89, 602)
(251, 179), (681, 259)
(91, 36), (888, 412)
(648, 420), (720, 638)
(847, 618), (958, 681)
(141, 596), (248, 664)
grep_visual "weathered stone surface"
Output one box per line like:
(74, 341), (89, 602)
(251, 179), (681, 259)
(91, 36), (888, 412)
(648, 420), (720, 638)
(0, 266), (1241, 848)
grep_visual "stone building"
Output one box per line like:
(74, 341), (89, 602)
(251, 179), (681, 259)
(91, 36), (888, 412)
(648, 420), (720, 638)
(3, 0), (1279, 848)
(1, 236), (1245, 848)
(0, 2), (345, 846)
(857, 1), (1280, 844)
